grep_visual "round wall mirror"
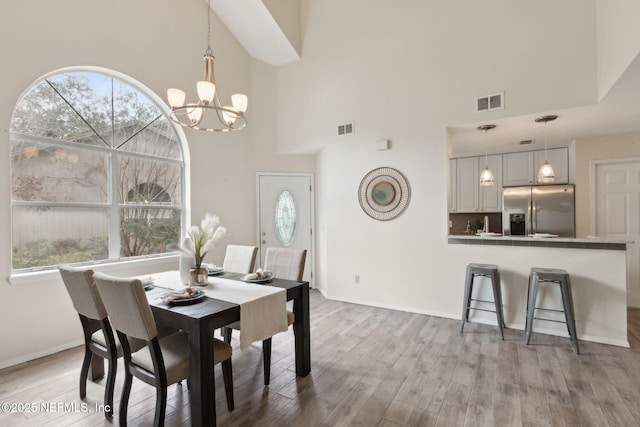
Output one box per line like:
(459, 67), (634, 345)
(358, 167), (410, 221)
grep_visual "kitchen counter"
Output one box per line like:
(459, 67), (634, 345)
(448, 234), (628, 250)
(446, 234), (629, 347)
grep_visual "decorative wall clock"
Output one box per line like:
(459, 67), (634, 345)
(358, 167), (410, 221)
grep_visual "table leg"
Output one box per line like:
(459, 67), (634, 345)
(88, 353), (105, 381)
(293, 282), (311, 376)
(188, 322), (216, 427)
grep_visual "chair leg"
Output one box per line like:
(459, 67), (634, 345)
(119, 371), (133, 427)
(154, 385), (167, 427)
(525, 274), (540, 345)
(222, 327), (232, 344)
(221, 359), (234, 411)
(559, 278), (580, 354)
(262, 338), (272, 386)
(460, 269), (474, 332)
(103, 355), (117, 418)
(79, 345), (92, 398)
(490, 270), (505, 340)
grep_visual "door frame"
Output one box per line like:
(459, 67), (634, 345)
(589, 156), (640, 234)
(256, 172), (315, 288)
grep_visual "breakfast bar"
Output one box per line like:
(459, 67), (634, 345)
(447, 235), (629, 347)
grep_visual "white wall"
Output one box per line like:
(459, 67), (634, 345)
(596, 0), (640, 99)
(0, 0), (313, 367)
(279, 0), (598, 311)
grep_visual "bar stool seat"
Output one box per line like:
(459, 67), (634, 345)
(525, 268), (579, 354)
(460, 263), (505, 339)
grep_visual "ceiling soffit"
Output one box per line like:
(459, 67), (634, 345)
(211, 0), (301, 66)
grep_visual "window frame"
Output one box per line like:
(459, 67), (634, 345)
(9, 66), (191, 281)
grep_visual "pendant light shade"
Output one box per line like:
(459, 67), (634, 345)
(480, 166), (495, 186)
(478, 124), (496, 186)
(535, 115), (557, 183)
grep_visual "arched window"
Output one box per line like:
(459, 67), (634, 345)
(10, 69), (185, 272)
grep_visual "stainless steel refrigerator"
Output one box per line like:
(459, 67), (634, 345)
(502, 184), (575, 237)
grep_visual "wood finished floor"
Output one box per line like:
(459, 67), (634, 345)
(1, 291), (640, 426)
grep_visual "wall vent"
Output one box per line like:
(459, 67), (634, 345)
(338, 122), (354, 136)
(519, 139), (534, 145)
(475, 92), (504, 113)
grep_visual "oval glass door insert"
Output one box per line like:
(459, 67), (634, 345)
(274, 190), (297, 246)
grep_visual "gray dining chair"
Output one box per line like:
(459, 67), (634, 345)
(93, 272), (234, 426)
(59, 265), (121, 418)
(222, 245), (258, 274)
(223, 247), (306, 385)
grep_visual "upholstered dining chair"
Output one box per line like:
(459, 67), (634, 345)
(223, 247), (306, 385)
(222, 245), (258, 274)
(59, 265), (127, 418)
(93, 272), (234, 426)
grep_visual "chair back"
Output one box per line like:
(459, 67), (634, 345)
(59, 265), (106, 321)
(264, 247), (307, 281)
(223, 245), (258, 273)
(93, 272), (158, 341)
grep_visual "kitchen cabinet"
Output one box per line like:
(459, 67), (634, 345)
(503, 147), (568, 186)
(450, 155), (502, 213)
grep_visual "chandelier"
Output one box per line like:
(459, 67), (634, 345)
(535, 115), (557, 183)
(167, 0), (248, 132)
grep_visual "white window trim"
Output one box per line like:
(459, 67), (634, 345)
(9, 66), (192, 279)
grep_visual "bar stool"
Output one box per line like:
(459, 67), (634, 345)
(525, 268), (579, 354)
(460, 263), (505, 339)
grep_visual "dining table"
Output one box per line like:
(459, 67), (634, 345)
(144, 270), (311, 427)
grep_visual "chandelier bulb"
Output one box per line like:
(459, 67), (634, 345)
(197, 81), (216, 105)
(167, 88), (186, 109)
(232, 94), (248, 113)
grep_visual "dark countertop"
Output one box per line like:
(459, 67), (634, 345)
(447, 234), (629, 250)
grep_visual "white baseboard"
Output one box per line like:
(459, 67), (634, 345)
(0, 339), (83, 370)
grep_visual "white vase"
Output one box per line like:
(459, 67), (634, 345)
(179, 237), (192, 285)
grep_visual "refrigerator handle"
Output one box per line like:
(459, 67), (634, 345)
(527, 200), (533, 235)
(532, 201), (537, 234)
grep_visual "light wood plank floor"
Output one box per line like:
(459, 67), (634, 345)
(1, 291), (640, 426)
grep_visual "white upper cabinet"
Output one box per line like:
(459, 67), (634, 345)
(503, 147), (569, 186)
(502, 151), (535, 186)
(450, 155), (502, 213)
(478, 155), (502, 211)
(455, 157), (479, 212)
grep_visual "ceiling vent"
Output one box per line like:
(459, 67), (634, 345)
(475, 92), (504, 113)
(519, 139), (534, 145)
(338, 122), (354, 136)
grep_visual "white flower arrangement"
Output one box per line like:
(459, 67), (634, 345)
(170, 213), (227, 268)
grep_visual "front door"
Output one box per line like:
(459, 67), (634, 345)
(257, 173), (314, 287)
(595, 160), (640, 308)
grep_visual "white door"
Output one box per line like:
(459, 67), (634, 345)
(257, 173), (314, 287)
(595, 160), (640, 308)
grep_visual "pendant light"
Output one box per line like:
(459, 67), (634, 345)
(535, 115), (557, 183)
(478, 124), (496, 186)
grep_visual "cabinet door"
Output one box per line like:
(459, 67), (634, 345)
(449, 159), (457, 212)
(479, 154), (502, 212)
(456, 157), (479, 212)
(503, 151), (534, 186)
(534, 147), (568, 184)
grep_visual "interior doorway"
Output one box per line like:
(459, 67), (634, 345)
(256, 173), (314, 287)
(593, 159), (640, 308)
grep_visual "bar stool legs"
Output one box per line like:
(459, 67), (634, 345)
(525, 268), (579, 354)
(460, 263), (505, 339)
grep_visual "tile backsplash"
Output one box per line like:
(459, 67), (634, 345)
(449, 212), (502, 235)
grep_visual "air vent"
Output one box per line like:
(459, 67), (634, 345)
(519, 139), (534, 145)
(475, 91), (504, 113)
(337, 122), (354, 136)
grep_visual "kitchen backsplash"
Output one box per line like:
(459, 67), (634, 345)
(449, 212), (502, 235)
